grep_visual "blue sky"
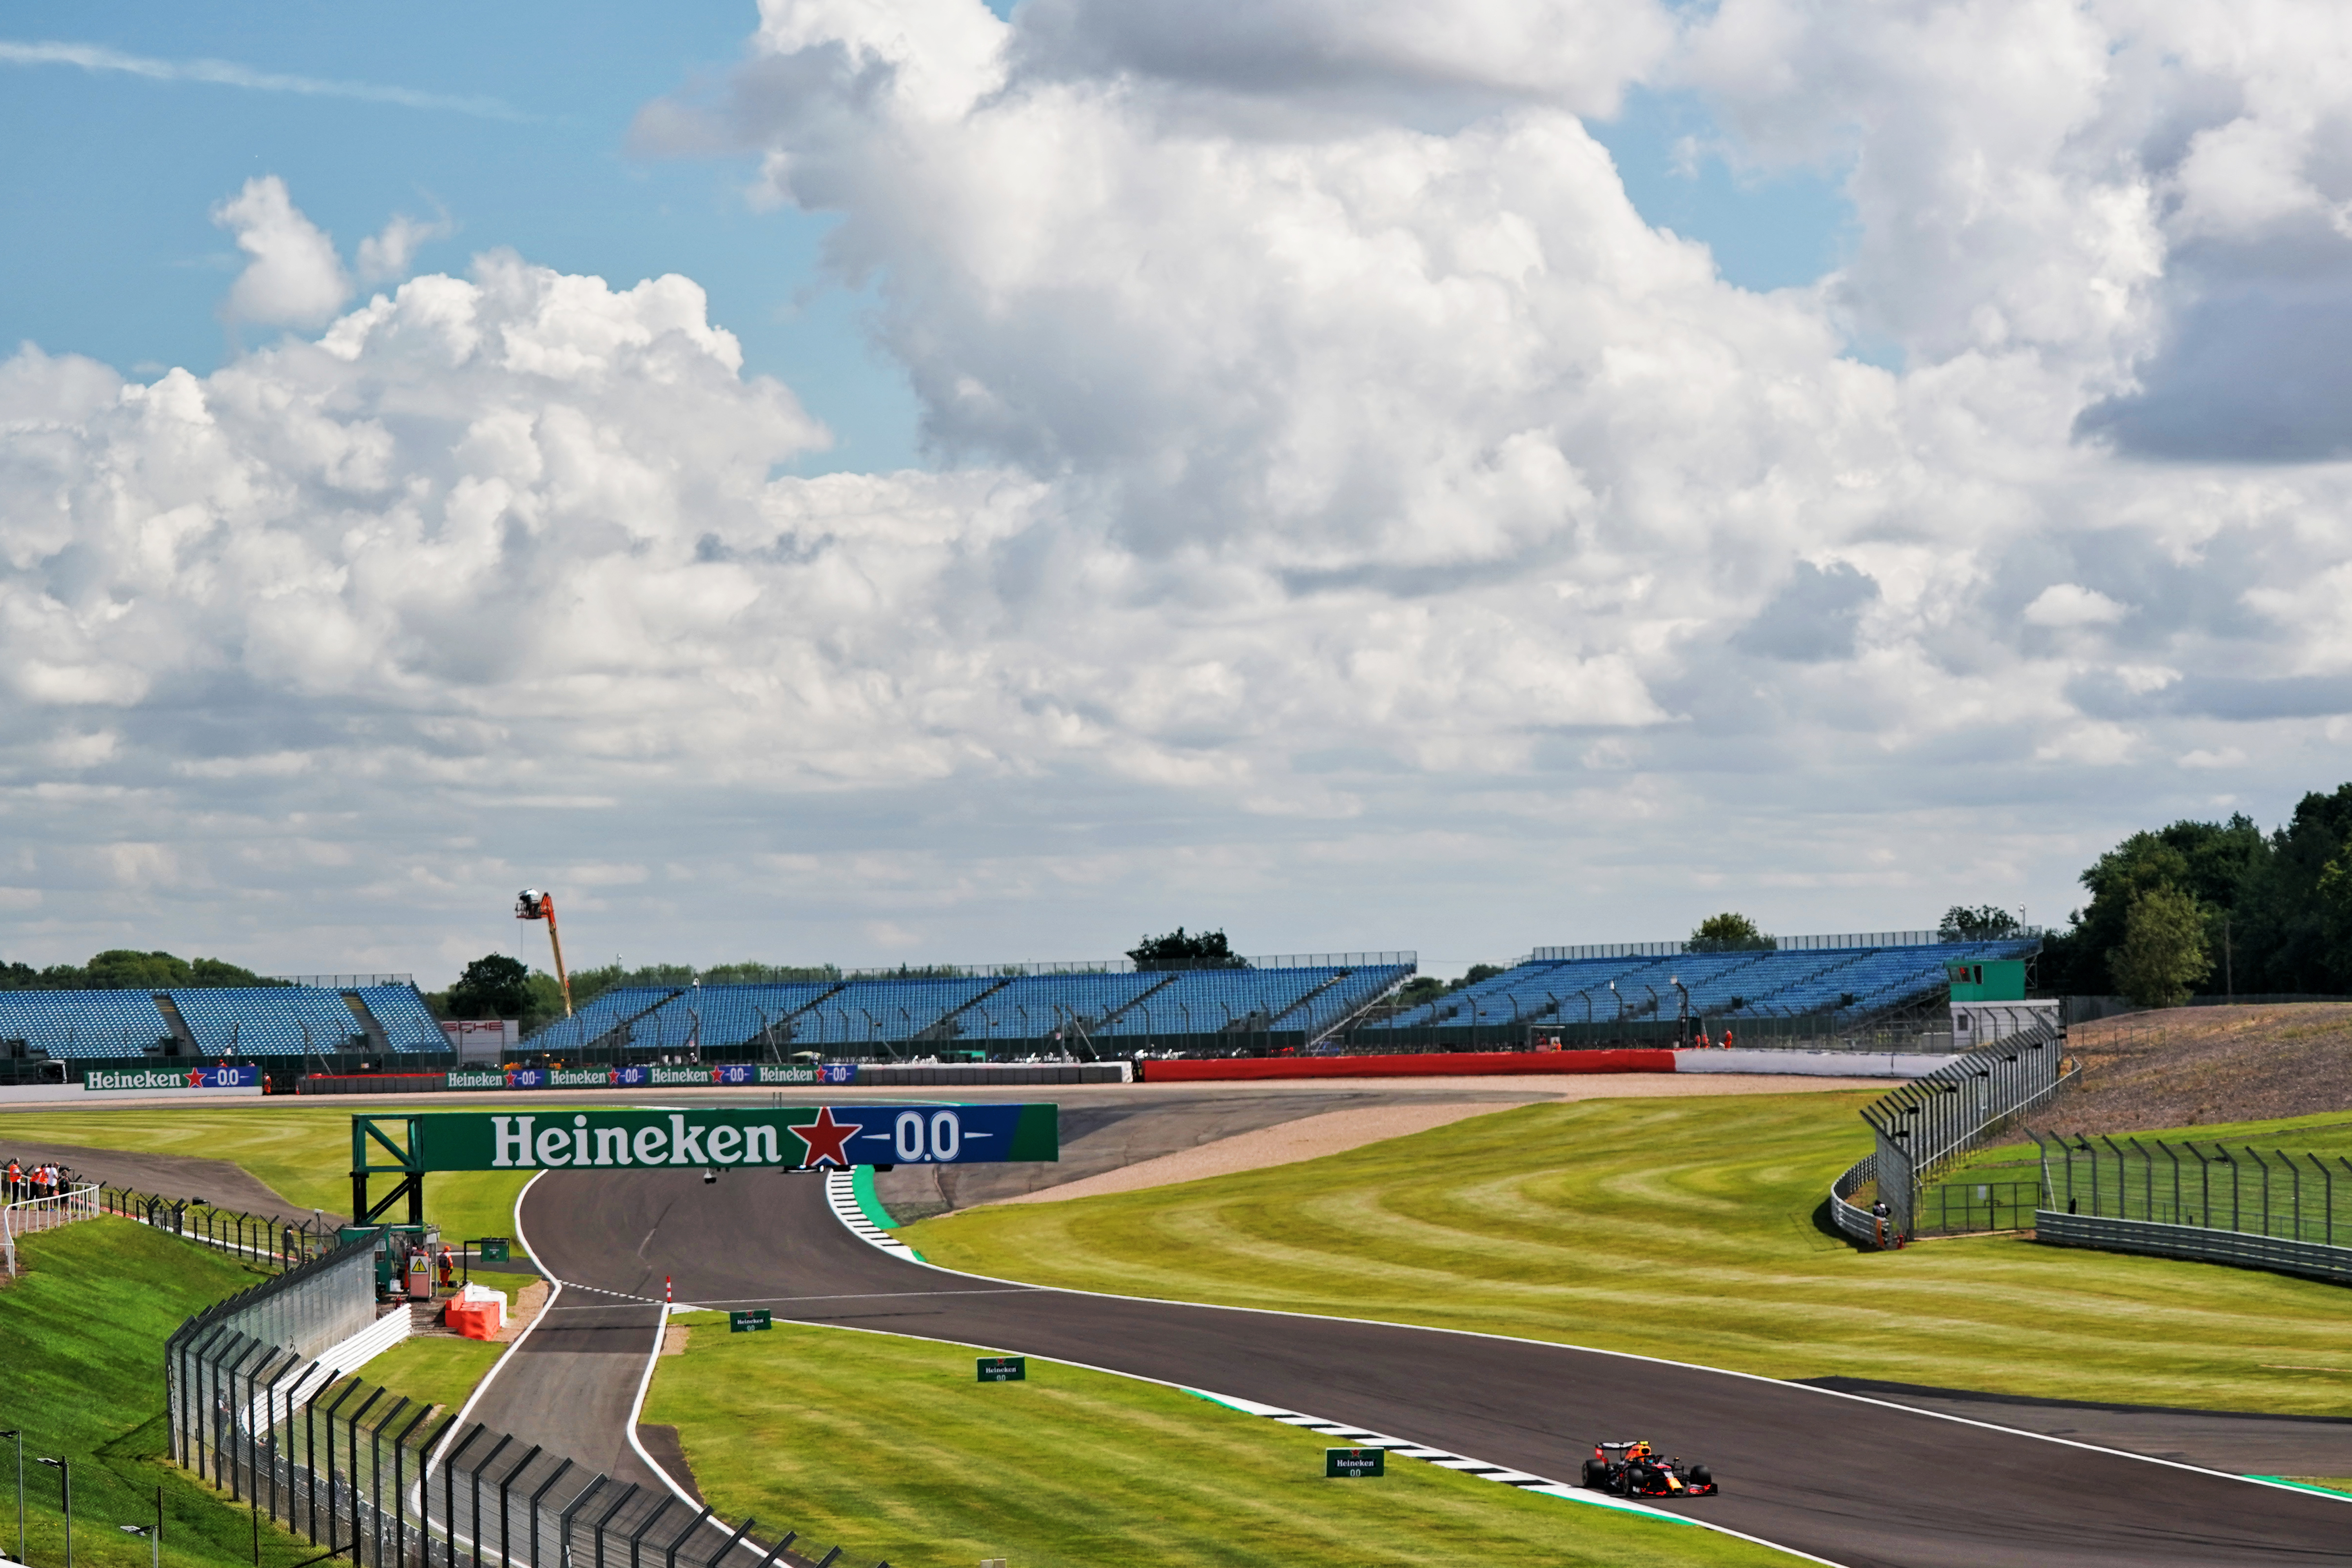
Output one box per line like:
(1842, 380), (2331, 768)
(1, 5), (1855, 475)
(2, 0), (2336, 980)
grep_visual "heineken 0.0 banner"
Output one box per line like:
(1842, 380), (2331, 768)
(443, 1063), (846, 1091)
(84, 1064), (261, 1092)
(406, 1104), (1057, 1170)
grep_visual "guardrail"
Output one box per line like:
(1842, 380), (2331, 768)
(1828, 1155), (1880, 1245)
(2034, 1210), (2352, 1287)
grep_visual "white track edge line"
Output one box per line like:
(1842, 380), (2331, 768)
(428, 1168), (555, 1474)
(815, 1173), (1844, 1566)
(818, 1171), (2352, 1508)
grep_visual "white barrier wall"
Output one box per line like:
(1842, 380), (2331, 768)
(1675, 1049), (1961, 1078)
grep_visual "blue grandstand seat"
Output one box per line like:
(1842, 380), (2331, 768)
(0, 990), (174, 1058)
(355, 985), (452, 1051)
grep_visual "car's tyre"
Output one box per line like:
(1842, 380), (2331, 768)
(1581, 1459), (1605, 1488)
(1689, 1465), (1712, 1486)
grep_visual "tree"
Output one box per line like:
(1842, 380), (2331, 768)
(1127, 927), (1247, 969)
(1938, 905), (2022, 942)
(1688, 913), (1775, 953)
(2109, 887), (2211, 1008)
(446, 955), (533, 1019)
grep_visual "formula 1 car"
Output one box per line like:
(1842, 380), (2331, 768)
(1581, 1439), (1717, 1497)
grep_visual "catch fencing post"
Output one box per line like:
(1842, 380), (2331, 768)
(497, 1443), (544, 1568)
(346, 1388), (387, 1566)
(555, 1475), (610, 1568)
(626, 1499), (677, 1568)
(2247, 1147), (2267, 1237)
(374, 1398), (415, 1568)
(704, 1515), (757, 1568)
(322, 1379), (366, 1554)
(436, 1424), (486, 1568)
(303, 1368), (342, 1544)
(526, 1458), (575, 1568)
(468, 1434), (515, 1568)
(660, 1507), (712, 1568)
(590, 1482), (641, 1568)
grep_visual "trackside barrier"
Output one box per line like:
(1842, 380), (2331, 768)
(1137, 1049), (1677, 1082)
(103, 1184), (341, 1268)
(166, 1291), (867, 1568)
(2023, 1134), (2352, 1287)
(2033, 1210), (2352, 1287)
(1828, 1156), (1879, 1246)
(1836, 1018), (2075, 1244)
(0, 1180), (100, 1275)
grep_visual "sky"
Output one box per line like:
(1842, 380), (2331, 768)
(4, 0), (2351, 986)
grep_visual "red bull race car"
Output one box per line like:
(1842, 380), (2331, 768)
(1581, 1439), (1717, 1497)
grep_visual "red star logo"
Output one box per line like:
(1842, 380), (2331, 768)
(787, 1107), (858, 1168)
(187, 1067), (205, 1087)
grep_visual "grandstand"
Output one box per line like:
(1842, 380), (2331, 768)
(1366, 931), (2041, 1048)
(0, 977), (446, 1066)
(510, 955), (1419, 1063)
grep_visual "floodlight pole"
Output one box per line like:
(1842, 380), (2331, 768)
(36, 1457), (68, 1568)
(2, 1428), (22, 1566)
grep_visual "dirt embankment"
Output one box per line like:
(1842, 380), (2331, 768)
(2026, 1003), (2352, 1135)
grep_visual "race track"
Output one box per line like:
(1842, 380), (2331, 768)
(471, 1163), (2352, 1568)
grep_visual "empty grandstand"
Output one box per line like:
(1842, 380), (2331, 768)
(0, 976), (448, 1085)
(1357, 931), (2042, 1050)
(509, 954), (1418, 1064)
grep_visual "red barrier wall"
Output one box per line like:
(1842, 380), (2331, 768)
(1138, 1049), (1677, 1082)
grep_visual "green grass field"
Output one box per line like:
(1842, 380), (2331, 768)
(0, 1105), (530, 1245)
(1938, 1106), (2352, 1187)
(348, 1271), (527, 1414)
(902, 1094), (2352, 1416)
(646, 1313), (1799, 1568)
(0, 1219), (323, 1568)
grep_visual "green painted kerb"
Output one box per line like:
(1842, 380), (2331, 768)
(851, 1165), (899, 1229)
(2245, 1476), (2352, 1501)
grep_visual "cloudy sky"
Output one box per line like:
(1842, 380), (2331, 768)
(5, 0), (2351, 984)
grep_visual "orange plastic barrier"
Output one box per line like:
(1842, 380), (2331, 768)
(1138, 1049), (1676, 1082)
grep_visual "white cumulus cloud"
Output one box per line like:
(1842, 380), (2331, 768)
(214, 175), (352, 328)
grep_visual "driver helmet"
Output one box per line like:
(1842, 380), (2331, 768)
(1631, 1441), (1652, 1459)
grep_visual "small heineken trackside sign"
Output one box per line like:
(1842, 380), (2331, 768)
(976, 1357), (1026, 1382)
(730, 1310), (772, 1333)
(85, 1065), (260, 1092)
(1326, 1448), (1385, 1478)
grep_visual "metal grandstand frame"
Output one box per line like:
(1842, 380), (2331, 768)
(1526, 929), (2048, 962)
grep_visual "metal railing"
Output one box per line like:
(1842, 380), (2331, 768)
(1840, 1017), (2075, 1243)
(2034, 1211), (2352, 1286)
(104, 1184), (343, 1267)
(1528, 930), (2046, 961)
(1828, 1155), (1880, 1245)
(0, 1180), (100, 1274)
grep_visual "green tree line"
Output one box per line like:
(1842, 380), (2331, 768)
(2040, 780), (2352, 1006)
(0, 949), (275, 989)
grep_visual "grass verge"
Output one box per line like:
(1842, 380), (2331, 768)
(0, 1218), (323, 1568)
(348, 1272), (527, 1414)
(646, 1313), (1800, 1568)
(902, 1094), (2352, 1415)
(0, 1105), (529, 1244)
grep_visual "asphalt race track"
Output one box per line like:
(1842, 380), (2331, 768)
(468, 1165), (2352, 1568)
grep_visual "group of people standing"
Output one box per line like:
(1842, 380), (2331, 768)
(2, 1157), (78, 1202)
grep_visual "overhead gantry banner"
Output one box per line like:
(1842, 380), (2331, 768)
(362, 1103), (1059, 1179)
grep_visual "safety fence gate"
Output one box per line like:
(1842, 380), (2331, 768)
(167, 1234), (887, 1568)
(1829, 1016), (2075, 1246)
